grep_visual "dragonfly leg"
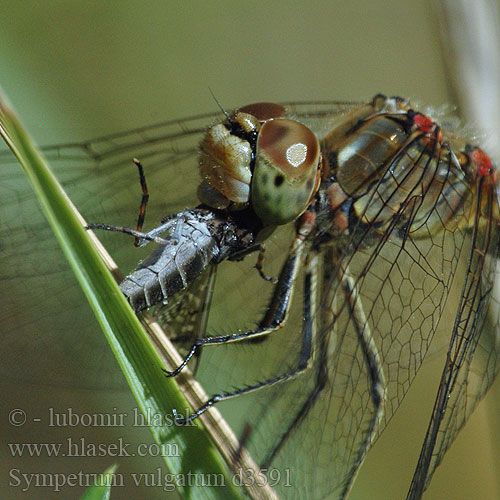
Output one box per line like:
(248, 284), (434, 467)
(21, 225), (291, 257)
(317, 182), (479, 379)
(258, 251), (326, 465)
(163, 219), (312, 377)
(229, 243), (278, 283)
(86, 159), (174, 245)
(254, 243), (278, 283)
(261, 259), (387, 492)
(132, 158), (150, 247)
(227, 243), (260, 261)
(173, 249), (320, 425)
(85, 223), (169, 245)
(86, 159), (154, 247)
(337, 265), (387, 499)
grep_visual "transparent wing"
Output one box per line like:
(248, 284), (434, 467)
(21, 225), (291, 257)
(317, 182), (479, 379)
(210, 132), (500, 499)
(407, 176), (500, 499)
(0, 100), (356, 390)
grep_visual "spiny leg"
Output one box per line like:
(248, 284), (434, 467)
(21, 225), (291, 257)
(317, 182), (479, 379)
(338, 263), (386, 500)
(85, 223), (169, 245)
(255, 243), (278, 283)
(132, 158), (150, 247)
(261, 256), (386, 493)
(229, 243), (278, 283)
(171, 222), (318, 423)
(260, 250), (323, 467)
(164, 220), (312, 378)
(233, 249), (320, 465)
(174, 252), (318, 424)
(86, 158), (158, 244)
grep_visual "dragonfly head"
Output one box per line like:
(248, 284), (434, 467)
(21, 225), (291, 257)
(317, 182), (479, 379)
(198, 102), (322, 227)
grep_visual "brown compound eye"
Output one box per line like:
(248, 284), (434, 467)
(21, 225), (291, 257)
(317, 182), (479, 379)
(237, 102), (287, 121)
(251, 118), (321, 226)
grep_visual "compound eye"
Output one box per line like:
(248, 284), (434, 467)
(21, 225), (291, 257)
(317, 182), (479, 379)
(237, 102), (287, 121)
(251, 119), (321, 226)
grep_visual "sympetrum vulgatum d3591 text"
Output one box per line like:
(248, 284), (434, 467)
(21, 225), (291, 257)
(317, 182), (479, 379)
(2, 95), (499, 499)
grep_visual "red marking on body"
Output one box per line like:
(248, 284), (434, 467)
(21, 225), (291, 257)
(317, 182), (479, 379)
(326, 183), (348, 211)
(413, 113), (434, 133)
(297, 209), (316, 234)
(471, 148), (493, 177)
(326, 183), (349, 233)
(333, 211), (348, 233)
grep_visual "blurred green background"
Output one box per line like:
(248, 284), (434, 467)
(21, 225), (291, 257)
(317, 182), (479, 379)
(1, 1), (499, 499)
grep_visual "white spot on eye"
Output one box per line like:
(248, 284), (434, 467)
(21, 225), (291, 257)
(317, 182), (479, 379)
(286, 143), (307, 167)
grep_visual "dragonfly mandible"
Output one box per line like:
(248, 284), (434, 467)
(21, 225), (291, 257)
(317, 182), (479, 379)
(1, 95), (499, 499)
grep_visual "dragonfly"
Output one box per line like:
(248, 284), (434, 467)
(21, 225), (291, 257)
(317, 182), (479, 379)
(1, 95), (500, 500)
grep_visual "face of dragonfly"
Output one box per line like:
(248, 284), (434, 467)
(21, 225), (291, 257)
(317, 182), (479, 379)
(1, 96), (499, 500)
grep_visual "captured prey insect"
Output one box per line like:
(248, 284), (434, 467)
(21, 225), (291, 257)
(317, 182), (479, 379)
(4, 95), (500, 499)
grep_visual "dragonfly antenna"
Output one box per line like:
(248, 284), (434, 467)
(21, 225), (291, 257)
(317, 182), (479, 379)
(209, 87), (230, 121)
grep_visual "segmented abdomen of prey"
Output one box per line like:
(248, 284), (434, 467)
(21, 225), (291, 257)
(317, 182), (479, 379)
(119, 208), (257, 312)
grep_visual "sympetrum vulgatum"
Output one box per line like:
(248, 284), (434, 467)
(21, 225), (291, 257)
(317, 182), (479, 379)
(2, 95), (499, 499)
